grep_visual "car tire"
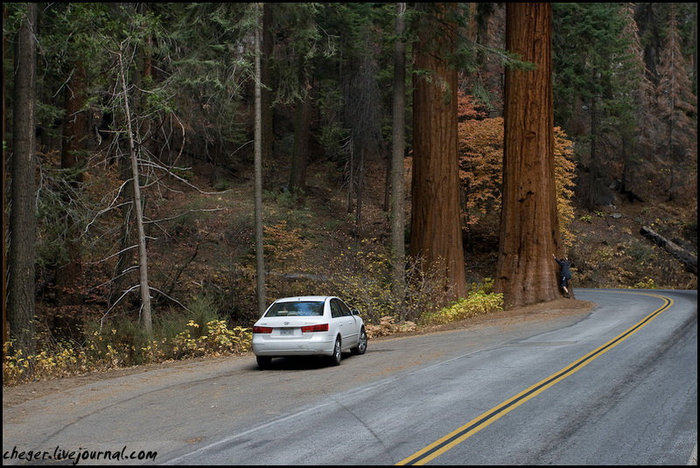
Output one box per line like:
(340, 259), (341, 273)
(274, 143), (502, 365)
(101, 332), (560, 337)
(351, 327), (367, 355)
(329, 337), (342, 366)
(256, 356), (272, 370)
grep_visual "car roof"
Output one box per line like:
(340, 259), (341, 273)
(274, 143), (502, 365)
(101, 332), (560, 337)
(273, 296), (334, 303)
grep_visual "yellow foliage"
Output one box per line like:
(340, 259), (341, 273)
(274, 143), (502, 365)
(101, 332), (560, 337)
(3, 320), (252, 386)
(264, 220), (312, 270)
(632, 277), (657, 289)
(419, 291), (504, 326)
(458, 98), (577, 245)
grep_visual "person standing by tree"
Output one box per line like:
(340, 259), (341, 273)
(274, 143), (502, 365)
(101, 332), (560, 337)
(553, 254), (572, 296)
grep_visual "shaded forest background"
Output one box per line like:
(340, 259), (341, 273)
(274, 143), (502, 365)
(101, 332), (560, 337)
(2, 3), (697, 375)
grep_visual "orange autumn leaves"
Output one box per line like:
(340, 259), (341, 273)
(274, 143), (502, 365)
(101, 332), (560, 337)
(458, 92), (576, 245)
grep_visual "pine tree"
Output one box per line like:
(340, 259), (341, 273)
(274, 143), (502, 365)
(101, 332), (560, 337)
(656, 4), (698, 202)
(390, 3), (407, 307)
(622, 2), (658, 194)
(8, 3), (38, 354)
(553, 3), (636, 209)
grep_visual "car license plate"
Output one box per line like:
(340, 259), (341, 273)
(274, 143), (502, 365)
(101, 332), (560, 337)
(280, 328), (294, 336)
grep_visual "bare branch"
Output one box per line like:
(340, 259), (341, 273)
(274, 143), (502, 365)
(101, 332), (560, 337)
(92, 265), (140, 292)
(150, 287), (191, 313)
(142, 207), (226, 225)
(99, 283), (140, 332)
(91, 243), (139, 265)
(84, 178), (133, 234)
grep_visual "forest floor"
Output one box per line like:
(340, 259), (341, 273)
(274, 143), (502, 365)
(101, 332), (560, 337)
(98, 153), (696, 330)
(165, 155), (697, 298)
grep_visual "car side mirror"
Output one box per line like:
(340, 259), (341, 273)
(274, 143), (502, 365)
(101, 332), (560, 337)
(351, 308), (359, 316)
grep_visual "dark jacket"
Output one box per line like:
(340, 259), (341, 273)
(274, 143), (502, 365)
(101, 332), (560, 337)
(555, 257), (572, 280)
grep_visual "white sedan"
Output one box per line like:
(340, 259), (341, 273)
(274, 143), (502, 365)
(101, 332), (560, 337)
(252, 296), (367, 369)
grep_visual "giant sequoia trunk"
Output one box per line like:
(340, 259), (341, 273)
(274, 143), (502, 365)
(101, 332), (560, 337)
(410, 3), (466, 300)
(496, 3), (561, 308)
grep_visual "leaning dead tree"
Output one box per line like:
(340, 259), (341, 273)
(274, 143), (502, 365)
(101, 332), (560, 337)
(640, 226), (697, 275)
(117, 47), (153, 335)
(87, 39), (225, 335)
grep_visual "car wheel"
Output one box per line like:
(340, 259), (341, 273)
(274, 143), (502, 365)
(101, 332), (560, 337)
(352, 327), (367, 355)
(329, 337), (342, 366)
(256, 356), (272, 370)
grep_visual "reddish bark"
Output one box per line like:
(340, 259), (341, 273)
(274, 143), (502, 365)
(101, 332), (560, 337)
(410, 3), (467, 300)
(496, 3), (562, 307)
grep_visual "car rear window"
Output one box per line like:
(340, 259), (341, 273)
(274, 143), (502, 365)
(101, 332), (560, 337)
(265, 301), (324, 317)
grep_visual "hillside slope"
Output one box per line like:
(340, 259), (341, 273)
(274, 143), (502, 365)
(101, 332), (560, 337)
(140, 156), (696, 329)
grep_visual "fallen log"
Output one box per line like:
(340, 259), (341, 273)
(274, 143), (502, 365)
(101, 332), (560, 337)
(640, 226), (697, 275)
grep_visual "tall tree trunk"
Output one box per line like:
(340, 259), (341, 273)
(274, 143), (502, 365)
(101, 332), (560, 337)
(587, 94), (600, 210)
(57, 62), (88, 304)
(288, 75), (311, 193)
(261, 3), (274, 168)
(496, 2), (561, 308)
(346, 140), (354, 213)
(254, 4), (267, 316)
(289, 42), (312, 195)
(383, 152), (391, 213)
(61, 64), (87, 178)
(3, 4), (9, 346)
(410, 3), (466, 300)
(118, 51), (153, 335)
(8, 2), (38, 354)
(391, 2), (407, 310)
(355, 148), (364, 229)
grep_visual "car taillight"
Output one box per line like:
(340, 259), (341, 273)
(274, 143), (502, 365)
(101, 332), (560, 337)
(301, 324), (329, 333)
(253, 326), (273, 334)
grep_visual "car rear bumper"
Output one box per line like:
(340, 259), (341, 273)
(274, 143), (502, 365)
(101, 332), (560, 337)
(252, 335), (336, 357)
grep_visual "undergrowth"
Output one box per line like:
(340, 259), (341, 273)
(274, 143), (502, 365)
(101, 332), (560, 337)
(418, 278), (503, 326)
(3, 297), (252, 387)
(4, 276), (502, 386)
(366, 279), (503, 337)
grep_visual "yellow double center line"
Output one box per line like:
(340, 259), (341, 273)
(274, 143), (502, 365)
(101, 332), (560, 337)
(397, 291), (673, 465)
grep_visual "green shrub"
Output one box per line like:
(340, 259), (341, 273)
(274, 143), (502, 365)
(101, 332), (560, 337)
(323, 242), (458, 325)
(186, 295), (224, 336)
(323, 241), (394, 324)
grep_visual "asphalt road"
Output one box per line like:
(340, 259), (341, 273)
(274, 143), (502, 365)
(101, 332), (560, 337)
(2, 289), (696, 465)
